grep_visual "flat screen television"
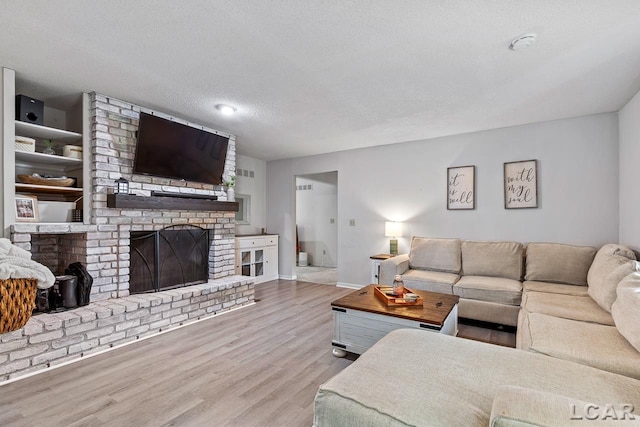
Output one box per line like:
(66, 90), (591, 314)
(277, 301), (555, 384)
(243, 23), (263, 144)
(133, 112), (229, 186)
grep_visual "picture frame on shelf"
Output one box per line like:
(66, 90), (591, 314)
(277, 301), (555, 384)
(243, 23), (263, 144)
(447, 165), (475, 210)
(504, 159), (538, 209)
(15, 195), (39, 222)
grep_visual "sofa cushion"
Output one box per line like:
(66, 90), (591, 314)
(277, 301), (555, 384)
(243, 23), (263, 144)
(588, 244), (638, 312)
(408, 237), (461, 273)
(454, 276), (522, 305)
(461, 241), (523, 281)
(402, 269), (458, 294)
(314, 330), (640, 427)
(521, 291), (614, 325)
(524, 242), (597, 286)
(519, 312), (640, 379)
(522, 280), (589, 296)
(612, 272), (640, 353)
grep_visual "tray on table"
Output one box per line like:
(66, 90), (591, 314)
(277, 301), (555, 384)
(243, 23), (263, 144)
(374, 285), (424, 307)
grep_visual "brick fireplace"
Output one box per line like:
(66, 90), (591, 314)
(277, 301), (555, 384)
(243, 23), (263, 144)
(10, 93), (238, 299)
(0, 94), (254, 382)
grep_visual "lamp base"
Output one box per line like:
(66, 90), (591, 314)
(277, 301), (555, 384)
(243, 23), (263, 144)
(389, 239), (398, 256)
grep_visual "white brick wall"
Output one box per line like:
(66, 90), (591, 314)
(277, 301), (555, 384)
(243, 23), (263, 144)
(88, 93), (238, 296)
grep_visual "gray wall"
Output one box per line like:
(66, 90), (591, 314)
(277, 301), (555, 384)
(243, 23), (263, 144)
(619, 89), (640, 251)
(267, 113), (620, 287)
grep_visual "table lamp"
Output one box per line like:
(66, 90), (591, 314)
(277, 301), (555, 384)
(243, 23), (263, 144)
(385, 221), (403, 256)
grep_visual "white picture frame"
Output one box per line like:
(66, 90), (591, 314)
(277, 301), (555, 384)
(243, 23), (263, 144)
(447, 165), (475, 210)
(15, 195), (39, 222)
(504, 159), (538, 209)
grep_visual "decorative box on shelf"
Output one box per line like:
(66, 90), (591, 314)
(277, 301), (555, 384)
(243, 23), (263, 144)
(15, 136), (35, 153)
(373, 286), (424, 307)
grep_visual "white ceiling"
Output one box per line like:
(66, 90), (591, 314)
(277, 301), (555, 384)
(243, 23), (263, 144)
(1, 1), (640, 161)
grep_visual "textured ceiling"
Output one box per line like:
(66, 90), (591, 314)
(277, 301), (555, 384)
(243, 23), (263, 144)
(1, 1), (640, 161)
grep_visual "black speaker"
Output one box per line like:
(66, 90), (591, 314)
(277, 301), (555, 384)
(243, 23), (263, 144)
(15, 94), (44, 125)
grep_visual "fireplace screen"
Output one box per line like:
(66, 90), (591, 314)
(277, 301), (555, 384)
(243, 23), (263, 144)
(130, 226), (209, 294)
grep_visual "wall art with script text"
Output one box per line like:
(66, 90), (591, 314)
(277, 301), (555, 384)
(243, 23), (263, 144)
(447, 165), (475, 210)
(504, 159), (538, 209)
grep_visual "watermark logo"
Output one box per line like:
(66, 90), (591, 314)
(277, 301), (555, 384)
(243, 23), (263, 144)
(570, 403), (636, 421)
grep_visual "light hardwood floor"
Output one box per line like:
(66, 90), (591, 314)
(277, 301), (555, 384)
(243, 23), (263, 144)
(0, 280), (514, 426)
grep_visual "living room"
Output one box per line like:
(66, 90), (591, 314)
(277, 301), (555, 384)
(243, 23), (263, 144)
(1, 1), (640, 426)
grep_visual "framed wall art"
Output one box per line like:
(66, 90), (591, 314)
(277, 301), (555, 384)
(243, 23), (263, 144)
(15, 195), (39, 222)
(504, 159), (538, 209)
(447, 165), (475, 210)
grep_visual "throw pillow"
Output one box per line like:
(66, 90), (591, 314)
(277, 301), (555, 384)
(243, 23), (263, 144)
(611, 271), (640, 353)
(588, 244), (638, 312)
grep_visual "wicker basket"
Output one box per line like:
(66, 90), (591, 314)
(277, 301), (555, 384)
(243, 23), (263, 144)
(0, 278), (37, 334)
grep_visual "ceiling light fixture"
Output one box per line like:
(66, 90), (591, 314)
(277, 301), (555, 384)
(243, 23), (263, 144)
(509, 33), (537, 51)
(216, 104), (236, 115)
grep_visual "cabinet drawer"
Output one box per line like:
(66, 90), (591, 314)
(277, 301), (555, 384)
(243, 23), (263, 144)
(237, 237), (266, 249)
(265, 236), (278, 246)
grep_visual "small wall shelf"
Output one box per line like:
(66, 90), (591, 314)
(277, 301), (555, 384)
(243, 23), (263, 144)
(15, 183), (83, 196)
(15, 151), (82, 167)
(15, 121), (82, 142)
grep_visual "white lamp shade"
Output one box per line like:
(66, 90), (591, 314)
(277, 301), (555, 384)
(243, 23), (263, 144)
(385, 221), (403, 237)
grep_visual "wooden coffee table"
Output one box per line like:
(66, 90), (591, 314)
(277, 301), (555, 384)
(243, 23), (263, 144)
(331, 284), (459, 357)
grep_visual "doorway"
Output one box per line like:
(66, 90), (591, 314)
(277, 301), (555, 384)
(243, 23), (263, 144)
(295, 172), (338, 285)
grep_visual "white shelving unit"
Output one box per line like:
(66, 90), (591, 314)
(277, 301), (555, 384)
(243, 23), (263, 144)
(1, 66), (90, 235)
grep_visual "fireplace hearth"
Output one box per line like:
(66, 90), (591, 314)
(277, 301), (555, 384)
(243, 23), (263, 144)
(130, 225), (210, 294)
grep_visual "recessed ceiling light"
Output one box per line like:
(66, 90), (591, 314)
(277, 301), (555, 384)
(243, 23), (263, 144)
(509, 33), (537, 51)
(216, 104), (236, 115)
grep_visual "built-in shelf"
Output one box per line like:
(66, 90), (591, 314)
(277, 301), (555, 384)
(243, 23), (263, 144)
(15, 121), (82, 142)
(107, 193), (239, 212)
(15, 151), (82, 167)
(15, 183), (83, 195)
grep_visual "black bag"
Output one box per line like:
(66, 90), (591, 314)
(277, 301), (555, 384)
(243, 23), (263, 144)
(65, 262), (93, 306)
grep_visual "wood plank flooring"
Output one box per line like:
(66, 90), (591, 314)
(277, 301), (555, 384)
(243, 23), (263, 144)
(0, 280), (514, 426)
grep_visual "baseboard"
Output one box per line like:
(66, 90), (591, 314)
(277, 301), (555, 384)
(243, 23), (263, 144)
(279, 274), (297, 280)
(336, 282), (364, 289)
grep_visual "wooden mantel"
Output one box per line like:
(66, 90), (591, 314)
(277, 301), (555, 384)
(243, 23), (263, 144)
(107, 194), (239, 211)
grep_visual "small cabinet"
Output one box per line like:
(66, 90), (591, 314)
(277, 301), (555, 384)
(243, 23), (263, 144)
(235, 235), (278, 284)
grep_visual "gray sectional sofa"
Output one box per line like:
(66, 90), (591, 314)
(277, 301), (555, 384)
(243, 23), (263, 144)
(381, 237), (607, 327)
(518, 243), (640, 379)
(315, 238), (640, 426)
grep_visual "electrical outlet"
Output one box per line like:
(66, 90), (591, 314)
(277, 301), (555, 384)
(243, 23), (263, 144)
(330, 218), (335, 224)
(323, 250), (326, 255)
(349, 219), (356, 226)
